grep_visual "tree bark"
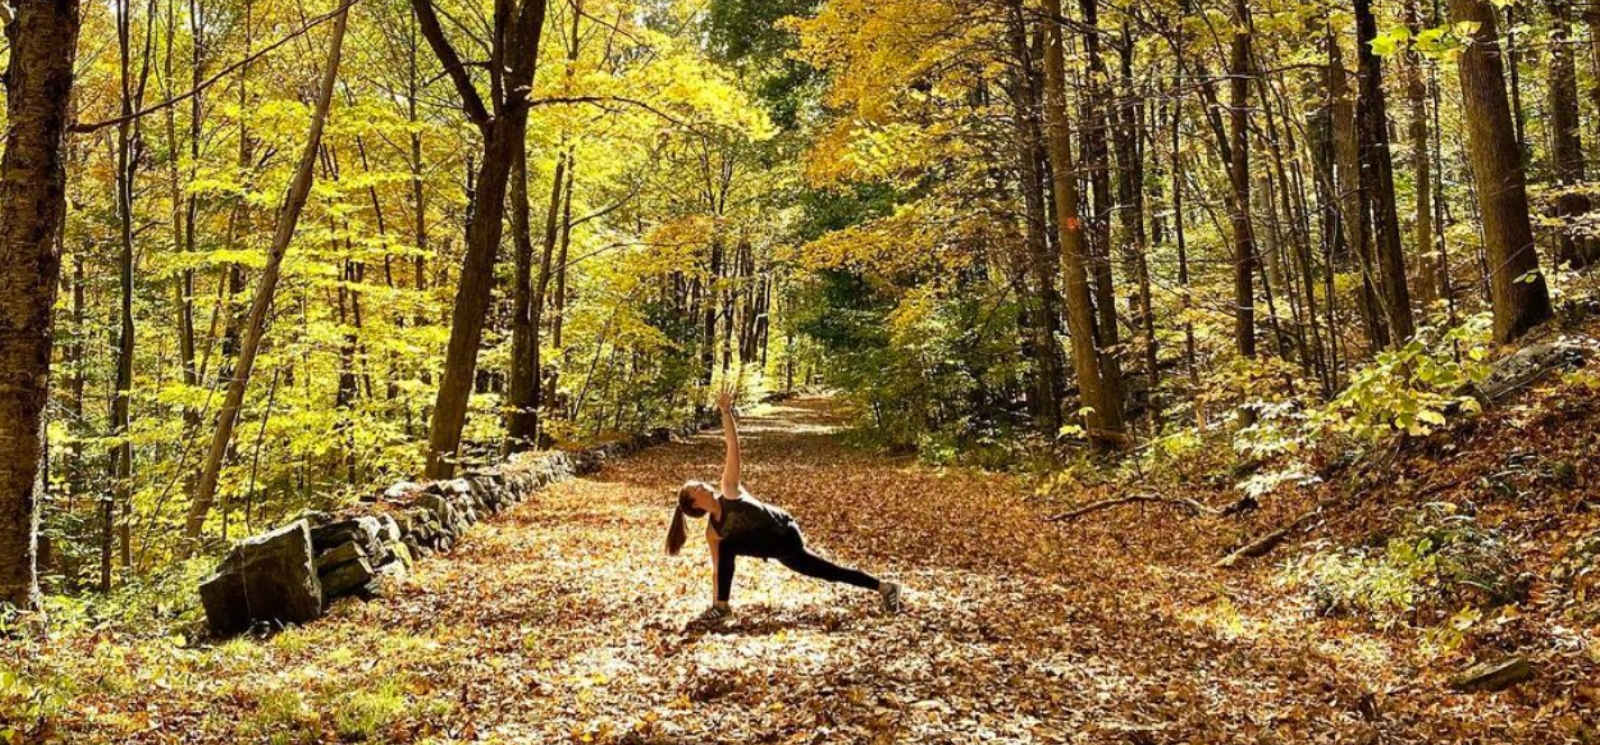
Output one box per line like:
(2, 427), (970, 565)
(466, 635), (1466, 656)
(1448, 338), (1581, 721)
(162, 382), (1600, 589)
(0, 0), (82, 608)
(545, 158), (575, 415)
(1403, 0), (1443, 305)
(1006, 0), (1064, 434)
(507, 146), (566, 449)
(1112, 28), (1157, 403)
(1329, 25), (1388, 351)
(185, 5), (348, 542)
(1076, 0), (1124, 398)
(1450, 0), (1552, 343)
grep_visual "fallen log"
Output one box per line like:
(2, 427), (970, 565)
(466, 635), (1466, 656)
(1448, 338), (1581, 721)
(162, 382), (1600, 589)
(1213, 500), (1339, 569)
(1047, 493), (1220, 522)
(1448, 656), (1534, 693)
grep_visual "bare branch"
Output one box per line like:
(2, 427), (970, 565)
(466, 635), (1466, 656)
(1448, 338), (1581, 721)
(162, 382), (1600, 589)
(72, 0), (359, 134)
(530, 94), (692, 129)
(1046, 493), (1219, 522)
(410, 0), (491, 126)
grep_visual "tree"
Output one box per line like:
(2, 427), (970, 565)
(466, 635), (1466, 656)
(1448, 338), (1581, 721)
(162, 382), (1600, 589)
(508, 1), (582, 450)
(1547, 0), (1599, 268)
(185, 3), (349, 542)
(1353, 0), (1415, 343)
(0, 0), (83, 608)
(1226, 0), (1257, 359)
(412, 0), (550, 478)
(1450, 0), (1552, 343)
(1076, 0), (1123, 376)
(1003, 0), (1064, 433)
(1328, 23), (1388, 351)
(1041, 0), (1125, 446)
(1403, 0), (1443, 305)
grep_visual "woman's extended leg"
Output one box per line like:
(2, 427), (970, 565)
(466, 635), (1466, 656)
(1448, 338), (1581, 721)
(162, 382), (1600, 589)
(715, 539), (739, 604)
(777, 548), (880, 591)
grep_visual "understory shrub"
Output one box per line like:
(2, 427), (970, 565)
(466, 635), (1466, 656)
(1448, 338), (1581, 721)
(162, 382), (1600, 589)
(1230, 315), (1494, 502)
(1286, 503), (1527, 629)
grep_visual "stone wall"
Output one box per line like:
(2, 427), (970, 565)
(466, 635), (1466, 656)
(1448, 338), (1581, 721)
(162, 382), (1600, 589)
(199, 416), (718, 636)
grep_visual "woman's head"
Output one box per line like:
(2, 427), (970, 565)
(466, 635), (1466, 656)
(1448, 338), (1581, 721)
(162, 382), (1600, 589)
(665, 481), (716, 555)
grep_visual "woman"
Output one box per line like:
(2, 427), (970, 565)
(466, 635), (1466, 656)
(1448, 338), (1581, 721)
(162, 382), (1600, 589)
(665, 387), (902, 623)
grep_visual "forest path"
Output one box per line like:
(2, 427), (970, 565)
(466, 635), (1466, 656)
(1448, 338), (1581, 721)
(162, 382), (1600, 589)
(346, 396), (1428, 744)
(40, 397), (1531, 743)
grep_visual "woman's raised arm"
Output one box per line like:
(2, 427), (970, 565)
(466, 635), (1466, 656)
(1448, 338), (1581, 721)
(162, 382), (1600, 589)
(717, 385), (742, 499)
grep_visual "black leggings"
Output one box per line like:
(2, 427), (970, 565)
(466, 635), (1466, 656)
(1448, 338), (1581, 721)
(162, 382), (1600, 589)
(716, 527), (878, 603)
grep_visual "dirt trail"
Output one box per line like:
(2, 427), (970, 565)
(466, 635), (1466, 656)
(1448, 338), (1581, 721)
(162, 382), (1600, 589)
(31, 397), (1553, 743)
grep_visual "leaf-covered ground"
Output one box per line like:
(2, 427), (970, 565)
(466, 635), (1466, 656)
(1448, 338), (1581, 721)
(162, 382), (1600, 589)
(8, 397), (1593, 743)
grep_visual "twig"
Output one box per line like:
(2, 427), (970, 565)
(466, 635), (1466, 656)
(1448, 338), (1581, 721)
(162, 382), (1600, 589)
(1214, 508), (1322, 569)
(529, 94), (697, 131)
(72, 0), (360, 134)
(1047, 493), (1219, 522)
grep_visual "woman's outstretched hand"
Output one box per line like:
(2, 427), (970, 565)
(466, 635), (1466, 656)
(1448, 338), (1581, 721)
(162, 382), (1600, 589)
(716, 384), (736, 413)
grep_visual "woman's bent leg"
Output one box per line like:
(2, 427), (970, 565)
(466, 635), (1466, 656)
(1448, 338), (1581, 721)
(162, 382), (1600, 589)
(777, 548), (879, 591)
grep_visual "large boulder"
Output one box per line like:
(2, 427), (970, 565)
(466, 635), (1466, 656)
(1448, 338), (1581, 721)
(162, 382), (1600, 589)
(199, 521), (323, 635)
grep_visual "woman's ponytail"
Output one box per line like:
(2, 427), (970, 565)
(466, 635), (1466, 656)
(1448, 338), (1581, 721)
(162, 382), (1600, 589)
(665, 505), (688, 556)
(665, 484), (708, 556)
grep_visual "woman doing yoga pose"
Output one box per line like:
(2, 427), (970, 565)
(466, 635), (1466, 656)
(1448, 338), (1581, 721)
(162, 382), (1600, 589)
(665, 388), (902, 623)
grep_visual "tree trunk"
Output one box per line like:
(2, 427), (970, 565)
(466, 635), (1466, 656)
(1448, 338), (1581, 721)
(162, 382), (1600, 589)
(165, 0), (201, 410)
(1077, 0), (1123, 393)
(416, 0), (550, 477)
(185, 6), (348, 542)
(1005, 0), (1064, 434)
(1548, 0), (1599, 267)
(1112, 28), (1157, 405)
(1587, 5), (1600, 145)
(0, 0), (82, 608)
(1227, 0), (1257, 359)
(1354, 0), (1416, 344)
(1451, 0), (1553, 343)
(1040, 0), (1125, 447)
(1404, 0), (1443, 305)
(1329, 25), (1388, 351)
(545, 159), (574, 415)
(508, 142), (556, 448)
(107, 0), (156, 590)
(701, 239), (723, 388)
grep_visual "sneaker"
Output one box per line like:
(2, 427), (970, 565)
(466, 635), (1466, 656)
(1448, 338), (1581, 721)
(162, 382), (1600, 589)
(879, 581), (903, 614)
(693, 604), (732, 626)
